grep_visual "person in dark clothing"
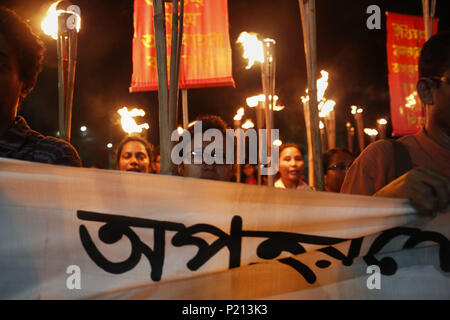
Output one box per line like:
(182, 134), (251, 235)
(0, 7), (81, 167)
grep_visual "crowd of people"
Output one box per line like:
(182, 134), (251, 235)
(0, 7), (449, 217)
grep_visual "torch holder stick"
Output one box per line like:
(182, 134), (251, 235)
(261, 39), (276, 187)
(299, 0), (324, 190)
(57, 13), (78, 143)
(153, 0), (184, 175)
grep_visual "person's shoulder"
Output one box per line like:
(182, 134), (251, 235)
(361, 139), (395, 157)
(33, 135), (82, 167)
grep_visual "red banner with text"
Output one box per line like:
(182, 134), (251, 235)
(386, 12), (438, 136)
(130, 0), (235, 92)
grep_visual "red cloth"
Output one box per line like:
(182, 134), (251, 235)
(386, 12), (438, 136)
(340, 128), (450, 195)
(130, 0), (235, 92)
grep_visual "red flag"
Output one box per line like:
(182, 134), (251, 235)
(130, 0), (235, 92)
(386, 12), (438, 136)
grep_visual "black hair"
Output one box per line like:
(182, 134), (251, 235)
(419, 31), (450, 78)
(279, 143), (304, 157)
(187, 114), (229, 136)
(322, 147), (354, 172)
(0, 7), (45, 93)
(115, 135), (153, 169)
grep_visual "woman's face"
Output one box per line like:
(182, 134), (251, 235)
(279, 147), (304, 183)
(118, 141), (151, 173)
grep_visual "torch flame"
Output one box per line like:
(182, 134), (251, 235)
(405, 92), (418, 109)
(301, 70), (329, 103)
(317, 70), (329, 102)
(273, 139), (282, 147)
(233, 107), (245, 121)
(41, 1), (81, 40)
(351, 105), (363, 114)
(246, 94), (265, 108)
(319, 121), (324, 130)
(319, 99), (335, 118)
(377, 118), (387, 125)
(118, 107), (149, 135)
(364, 128), (378, 136)
(241, 119), (255, 129)
(237, 32), (264, 69)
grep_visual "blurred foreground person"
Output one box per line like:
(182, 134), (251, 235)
(341, 31), (450, 216)
(323, 148), (354, 193)
(116, 135), (152, 173)
(0, 7), (80, 166)
(179, 115), (233, 182)
(275, 143), (312, 190)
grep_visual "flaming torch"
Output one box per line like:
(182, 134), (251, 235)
(377, 118), (387, 140)
(41, 1), (81, 142)
(364, 128), (379, 144)
(234, 107), (245, 183)
(238, 33), (277, 186)
(117, 107), (149, 136)
(319, 99), (336, 149)
(346, 122), (355, 154)
(351, 105), (365, 154)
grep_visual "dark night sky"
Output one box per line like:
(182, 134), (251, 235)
(2, 0), (449, 167)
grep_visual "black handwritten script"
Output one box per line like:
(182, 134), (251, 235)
(363, 227), (450, 275)
(77, 211), (450, 284)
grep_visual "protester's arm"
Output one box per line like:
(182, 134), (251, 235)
(374, 167), (450, 216)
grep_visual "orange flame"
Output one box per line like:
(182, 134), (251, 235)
(118, 107), (149, 135)
(237, 32), (264, 69)
(41, 1), (81, 40)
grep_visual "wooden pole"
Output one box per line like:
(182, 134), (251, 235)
(298, 0), (324, 191)
(153, 0), (184, 175)
(256, 101), (264, 185)
(422, 0), (436, 126)
(261, 39), (276, 187)
(56, 9), (78, 143)
(182, 89), (189, 128)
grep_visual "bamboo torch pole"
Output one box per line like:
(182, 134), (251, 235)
(261, 39), (276, 187)
(422, 0), (436, 126)
(153, 0), (184, 175)
(299, 0), (324, 191)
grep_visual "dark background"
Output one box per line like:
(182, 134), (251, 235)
(2, 0), (449, 167)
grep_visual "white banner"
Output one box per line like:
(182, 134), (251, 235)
(0, 158), (449, 299)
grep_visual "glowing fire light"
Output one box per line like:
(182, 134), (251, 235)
(273, 139), (282, 147)
(118, 107), (149, 135)
(41, 1), (81, 40)
(236, 32), (264, 69)
(301, 70), (329, 103)
(246, 94), (265, 108)
(234, 107), (245, 121)
(319, 99), (336, 118)
(319, 121), (325, 130)
(405, 92), (418, 109)
(241, 119), (255, 129)
(351, 105), (363, 114)
(364, 128), (378, 136)
(377, 118), (387, 125)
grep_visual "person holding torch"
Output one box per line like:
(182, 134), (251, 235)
(0, 7), (80, 167)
